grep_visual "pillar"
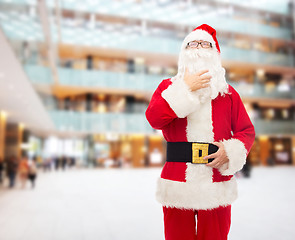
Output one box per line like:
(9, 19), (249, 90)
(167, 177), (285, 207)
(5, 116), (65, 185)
(131, 134), (145, 168)
(258, 135), (270, 166)
(5, 123), (25, 160)
(0, 111), (7, 161)
(292, 136), (295, 165)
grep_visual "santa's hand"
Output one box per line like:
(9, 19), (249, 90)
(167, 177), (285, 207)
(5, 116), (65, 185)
(204, 142), (229, 169)
(183, 68), (212, 92)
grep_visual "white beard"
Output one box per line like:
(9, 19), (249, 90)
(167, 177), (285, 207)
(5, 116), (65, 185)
(173, 48), (228, 103)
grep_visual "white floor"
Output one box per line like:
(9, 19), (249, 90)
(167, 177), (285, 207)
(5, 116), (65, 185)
(0, 166), (294, 240)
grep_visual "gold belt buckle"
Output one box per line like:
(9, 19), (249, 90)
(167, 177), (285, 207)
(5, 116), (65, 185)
(192, 143), (209, 164)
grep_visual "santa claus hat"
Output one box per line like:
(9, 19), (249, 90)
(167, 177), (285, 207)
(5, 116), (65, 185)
(181, 24), (220, 53)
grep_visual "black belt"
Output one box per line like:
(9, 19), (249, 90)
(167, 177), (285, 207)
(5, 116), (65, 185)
(166, 142), (219, 164)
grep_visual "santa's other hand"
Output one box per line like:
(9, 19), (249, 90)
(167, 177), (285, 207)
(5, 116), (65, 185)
(205, 142), (229, 168)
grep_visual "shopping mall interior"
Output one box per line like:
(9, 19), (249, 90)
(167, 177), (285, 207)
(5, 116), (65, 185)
(0, 0), (295, 239)
(0, 0), (295, 168)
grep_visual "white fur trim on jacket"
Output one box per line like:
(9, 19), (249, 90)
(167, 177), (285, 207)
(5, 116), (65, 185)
(186, 99), (214, 143)
(219, 138), (248, 176)
(161, 77), (202, 118)
(156, 164), (238, 210)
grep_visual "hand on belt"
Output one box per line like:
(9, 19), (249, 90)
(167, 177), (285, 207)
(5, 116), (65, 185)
(166, 142), (219, 164)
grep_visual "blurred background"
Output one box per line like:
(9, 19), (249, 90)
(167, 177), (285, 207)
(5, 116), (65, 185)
(0, 0), (294, 240)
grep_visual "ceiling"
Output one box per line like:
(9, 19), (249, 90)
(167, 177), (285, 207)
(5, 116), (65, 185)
(0, 29), (55, 136)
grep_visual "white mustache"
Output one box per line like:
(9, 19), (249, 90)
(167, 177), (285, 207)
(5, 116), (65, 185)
(183, 48), (214, 60)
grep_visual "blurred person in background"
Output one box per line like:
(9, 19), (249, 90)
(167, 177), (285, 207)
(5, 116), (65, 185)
(267, 154), (275, 166)
(146, 24), (255, 240)
(43, 157), (52, 172)
(6, 156), (18, 188)
(36, 155), (42, 167)
(241, 157), (252, 178)
(61, 155), (67, 170)
(32, 155), (42, 168)
(0, 158), (3, 184)
(21, 41), (31, 64)
(28, 158), (37, 189)
(69, 156), (76, 168)
(18, 155), (29, 189)
(54, 156), (60, 171)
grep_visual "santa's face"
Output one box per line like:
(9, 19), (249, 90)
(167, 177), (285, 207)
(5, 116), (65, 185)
(176, 40), (228, 102)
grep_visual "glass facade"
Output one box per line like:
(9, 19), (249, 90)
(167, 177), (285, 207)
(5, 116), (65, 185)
(0, 0), (294, 167)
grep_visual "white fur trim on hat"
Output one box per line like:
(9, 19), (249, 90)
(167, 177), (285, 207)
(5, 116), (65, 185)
(219, 138), (248, 176)
(181, 29), (218, 52)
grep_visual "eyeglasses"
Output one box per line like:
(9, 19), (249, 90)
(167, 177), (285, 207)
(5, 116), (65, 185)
(186, 41), (212, 49)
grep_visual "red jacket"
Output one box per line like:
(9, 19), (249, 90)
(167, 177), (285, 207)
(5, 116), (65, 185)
(146, 77), (255, 210)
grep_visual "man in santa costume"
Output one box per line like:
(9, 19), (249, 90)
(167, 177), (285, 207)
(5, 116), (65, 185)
(145, 24), (255, 240)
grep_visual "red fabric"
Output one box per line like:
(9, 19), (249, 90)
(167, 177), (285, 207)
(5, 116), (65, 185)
(146, 79), (188, 182)
(212, 168), (232, 182)
(163, 205), (231, 240)
(211, 94), (233, 182)
(160, 162), (187, 182)
(193, 24), (220, 53)
(211, 85), (255, 155)
(228, 86), (256, 154)
(145, 79), (178, 130)
(145, 79), (255, 183)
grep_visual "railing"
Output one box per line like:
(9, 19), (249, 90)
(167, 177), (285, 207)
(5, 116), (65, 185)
(253, 119), (295, 135)
(49, 111), (295, 135)
(24, 65), (52, 84)
(47, 0), (291, 39)
(57, 29), (294, 67)
(1, 9), (293, 67)
(25, 65), (295, 99)
(0, 0), (290, 17)
(49, 111), (154, 134)
(222, 46), (294, 67)
(229, 82), (295, 99)
(211, 0), (290, 15)
(58, 67), (162, 90)
(15, 33), (293, 67)
(0, 10), (293, 55)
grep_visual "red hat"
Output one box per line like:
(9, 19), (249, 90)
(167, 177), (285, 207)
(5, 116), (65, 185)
(182, 24), (220, 53)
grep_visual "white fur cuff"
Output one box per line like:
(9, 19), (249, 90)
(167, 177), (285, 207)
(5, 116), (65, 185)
(219, 139), (247, 176)
(161, 78), (201, 118)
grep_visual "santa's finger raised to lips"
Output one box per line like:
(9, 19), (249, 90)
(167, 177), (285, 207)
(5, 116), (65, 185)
(184, 68), (212, 91)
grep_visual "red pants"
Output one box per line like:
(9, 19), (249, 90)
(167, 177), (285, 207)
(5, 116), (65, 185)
(163, 205), (231, 240)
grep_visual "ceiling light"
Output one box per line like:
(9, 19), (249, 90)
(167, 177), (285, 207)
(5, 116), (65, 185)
(0, 111), (8, 119)
(256, 69), (265, 78)
(278, 80), (290, 92)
